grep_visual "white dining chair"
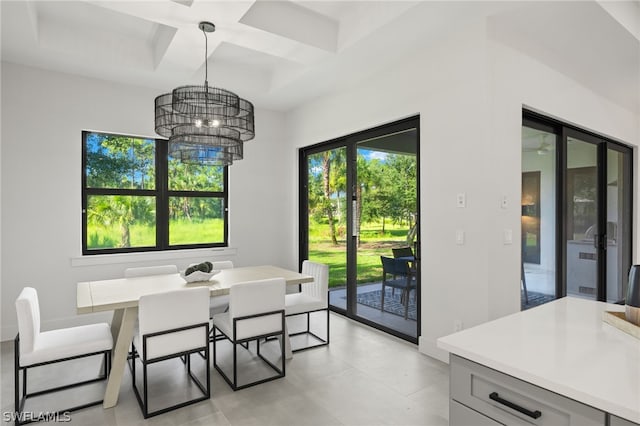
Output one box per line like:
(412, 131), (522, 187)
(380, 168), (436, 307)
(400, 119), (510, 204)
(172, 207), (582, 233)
(14, 287), (113, 424)
(130, 286), (210, 418)
(124, 264), (178, 278)
(285, 260), (330, 352)
(209, 260), (233, 317)
(124, 265), (178, 361)
(212, 278), (286, 390)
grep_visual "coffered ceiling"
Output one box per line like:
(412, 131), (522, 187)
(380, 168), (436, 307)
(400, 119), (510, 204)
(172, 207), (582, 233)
(1, 1), (638, 112)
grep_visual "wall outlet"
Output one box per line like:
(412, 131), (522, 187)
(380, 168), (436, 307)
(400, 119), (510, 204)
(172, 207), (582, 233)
(454, 320), (463, 332)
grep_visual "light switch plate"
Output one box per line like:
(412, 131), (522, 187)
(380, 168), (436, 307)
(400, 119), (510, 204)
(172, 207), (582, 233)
(501, 195), (508, 209)
(457, 193), (466, 208)
(503, 229), (513, 244)
(456, 229), (465, 245)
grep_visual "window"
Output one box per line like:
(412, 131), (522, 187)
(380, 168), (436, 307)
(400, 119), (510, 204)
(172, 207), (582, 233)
(82, 131), (227, 254)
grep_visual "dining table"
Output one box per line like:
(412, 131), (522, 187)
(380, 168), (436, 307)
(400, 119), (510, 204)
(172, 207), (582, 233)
(76, 265), (313, 408)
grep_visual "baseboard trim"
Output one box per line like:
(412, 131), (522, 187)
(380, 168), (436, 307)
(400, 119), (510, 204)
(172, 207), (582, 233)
(418, 336), (450, 364)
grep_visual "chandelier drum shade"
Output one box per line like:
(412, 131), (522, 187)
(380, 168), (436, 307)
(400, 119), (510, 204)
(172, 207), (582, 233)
(154, 21), (255, 166)
(168, 142), (243, 166)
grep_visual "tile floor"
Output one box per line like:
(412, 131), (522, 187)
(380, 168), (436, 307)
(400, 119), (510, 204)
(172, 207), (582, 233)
(1, 313), (449, 425)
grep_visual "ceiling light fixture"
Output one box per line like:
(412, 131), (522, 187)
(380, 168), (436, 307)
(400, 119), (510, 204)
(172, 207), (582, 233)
(154, 21), (255, 166)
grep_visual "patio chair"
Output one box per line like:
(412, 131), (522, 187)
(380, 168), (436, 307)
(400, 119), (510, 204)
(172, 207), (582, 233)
(392, 247), (414, 259)
(380, 256), (416, 320)
(391, 247), (415, 295)
(212, 278), (286, 390)
(14, 287), (113, 425)
(130, 287), (210, 418)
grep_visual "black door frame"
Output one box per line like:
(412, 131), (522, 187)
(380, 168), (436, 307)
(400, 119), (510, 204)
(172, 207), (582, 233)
(299, 116), (421, 343)
(523, 110), (633, 302)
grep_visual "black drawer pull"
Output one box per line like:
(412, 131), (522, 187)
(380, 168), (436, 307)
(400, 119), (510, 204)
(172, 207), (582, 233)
(489, 392), (542, 419)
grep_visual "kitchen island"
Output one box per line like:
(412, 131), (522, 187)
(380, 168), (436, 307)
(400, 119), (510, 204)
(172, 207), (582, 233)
(437, 297), (639, 425)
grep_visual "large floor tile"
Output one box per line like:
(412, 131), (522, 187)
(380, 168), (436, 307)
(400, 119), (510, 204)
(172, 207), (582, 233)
(0, 313), (449, 425)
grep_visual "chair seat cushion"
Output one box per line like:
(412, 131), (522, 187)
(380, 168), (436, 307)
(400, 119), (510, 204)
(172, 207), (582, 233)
(285, 293), (325, 316)
(21, 323), (112, 366)
(384, 278), (414, 290)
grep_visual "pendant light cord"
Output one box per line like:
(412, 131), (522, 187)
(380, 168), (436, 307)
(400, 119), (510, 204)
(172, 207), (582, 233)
(203, 26), (209, 88)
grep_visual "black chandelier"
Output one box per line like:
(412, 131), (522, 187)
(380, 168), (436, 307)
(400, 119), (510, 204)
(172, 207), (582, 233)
(154, 21), (255, 166)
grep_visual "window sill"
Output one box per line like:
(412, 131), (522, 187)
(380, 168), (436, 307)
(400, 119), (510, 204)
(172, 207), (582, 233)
(71, 247), (238, 267)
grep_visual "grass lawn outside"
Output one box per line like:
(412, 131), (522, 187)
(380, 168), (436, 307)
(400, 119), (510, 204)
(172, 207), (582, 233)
(87, 218), (224, 249)
(308, 220), (413, 288)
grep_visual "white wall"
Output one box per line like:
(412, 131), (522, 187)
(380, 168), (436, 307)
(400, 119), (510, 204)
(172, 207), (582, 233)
(286, 17), (639, 362)
(0, 62), (293, 340)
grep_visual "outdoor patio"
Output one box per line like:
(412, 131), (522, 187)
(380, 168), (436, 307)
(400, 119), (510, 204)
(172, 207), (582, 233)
(329, 282), (418, 338)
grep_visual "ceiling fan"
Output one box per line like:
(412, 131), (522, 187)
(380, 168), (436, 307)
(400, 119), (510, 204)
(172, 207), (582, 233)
(523, 134), (553, 155)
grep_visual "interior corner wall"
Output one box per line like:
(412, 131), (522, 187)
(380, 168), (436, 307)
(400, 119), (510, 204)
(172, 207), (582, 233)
(0, 62), (292, 340)
(487, 38), (640, 323)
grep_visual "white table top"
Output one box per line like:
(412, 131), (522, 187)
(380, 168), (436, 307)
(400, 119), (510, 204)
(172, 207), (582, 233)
(77, 265), (313, 314)
(437, 297), (640, 424)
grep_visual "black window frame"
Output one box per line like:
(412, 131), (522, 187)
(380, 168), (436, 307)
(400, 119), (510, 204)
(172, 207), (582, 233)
(82, 130), (229, 255)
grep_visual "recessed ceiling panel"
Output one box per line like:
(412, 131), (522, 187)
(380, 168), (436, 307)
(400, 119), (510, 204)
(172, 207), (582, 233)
(33, 1), (170, 70)
(212, 41), (300, 72)
(170, 0), (194, 7)
(240, 0), (338, 52)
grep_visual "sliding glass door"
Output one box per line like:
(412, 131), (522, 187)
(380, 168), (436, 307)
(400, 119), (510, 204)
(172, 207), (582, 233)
(304, 146), (348, 304)
(521, 124), (558, 308)
(522, 112), (632, 308)
(605, 146), (632, 302)
(565, 133), (600, 299)
(300, 117), (420, 342)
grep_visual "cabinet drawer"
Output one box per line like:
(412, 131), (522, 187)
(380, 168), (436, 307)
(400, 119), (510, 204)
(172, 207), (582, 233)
(451, 355), (605, 426)
(451, 399), (504, 426)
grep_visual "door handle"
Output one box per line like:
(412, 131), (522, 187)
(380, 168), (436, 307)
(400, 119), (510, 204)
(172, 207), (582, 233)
(489, 392), (542, 419)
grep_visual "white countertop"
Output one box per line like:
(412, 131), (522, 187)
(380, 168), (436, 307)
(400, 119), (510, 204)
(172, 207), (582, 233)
(437, 297), (640, 423)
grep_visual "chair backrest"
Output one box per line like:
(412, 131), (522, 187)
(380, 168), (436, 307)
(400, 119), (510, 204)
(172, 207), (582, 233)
(15, 287), (40, 357)
(211, 260), (234, 270)
(301, 260), (329, 307)
(124, 265), (178, 278)
(381, 256), (410, 277)
(392, 247), (414, 258)
(229, 278), (285, 341)
(138, 287), (210, 359)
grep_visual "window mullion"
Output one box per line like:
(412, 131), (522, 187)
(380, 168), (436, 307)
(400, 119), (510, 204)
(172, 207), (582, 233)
(157, 139), (169, 250)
